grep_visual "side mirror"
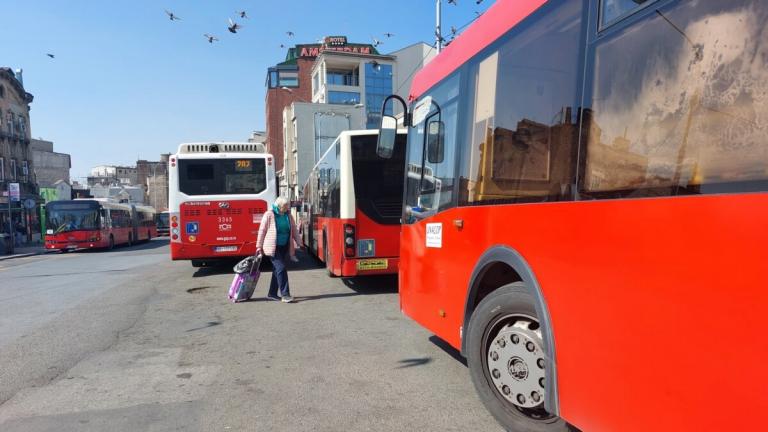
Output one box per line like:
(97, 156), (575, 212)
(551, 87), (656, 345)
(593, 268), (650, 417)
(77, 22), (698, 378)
(377, 95), (409, 159)
(426, 120), (444, 163)
(377, 115), (398, 158)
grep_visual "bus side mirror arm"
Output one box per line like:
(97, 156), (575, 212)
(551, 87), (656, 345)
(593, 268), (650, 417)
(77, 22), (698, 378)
(377, 95), (409, 159)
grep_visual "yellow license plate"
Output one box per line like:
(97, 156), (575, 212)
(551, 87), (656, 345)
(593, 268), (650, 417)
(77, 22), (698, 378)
(356, 258), (388, 271)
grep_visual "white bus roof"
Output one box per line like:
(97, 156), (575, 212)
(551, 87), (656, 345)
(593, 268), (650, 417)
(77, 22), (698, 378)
(176, 142), (267, 154)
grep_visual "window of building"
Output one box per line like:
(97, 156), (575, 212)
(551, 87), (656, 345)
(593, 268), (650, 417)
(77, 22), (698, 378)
(312, 73), (320, 94)
(268, 70), (279, 88)
(365, 62), (393, 129)
(328, 91), (360, 105)
(10, 159), (17, 180)
(22, 160), (29, 180)
(600, 0), (656, 27)
(278, 70), (299, 88)
(0, 158), (4, 181)
(459, 0), (583, 206)
(584, 0), (768, 197)
(327, 69), (359, 86)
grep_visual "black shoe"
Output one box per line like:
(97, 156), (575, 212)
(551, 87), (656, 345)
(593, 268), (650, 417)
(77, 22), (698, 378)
(266, 295), (280, 301)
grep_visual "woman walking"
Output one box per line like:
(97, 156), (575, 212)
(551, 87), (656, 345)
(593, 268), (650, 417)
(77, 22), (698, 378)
(256, 197), (302, 303)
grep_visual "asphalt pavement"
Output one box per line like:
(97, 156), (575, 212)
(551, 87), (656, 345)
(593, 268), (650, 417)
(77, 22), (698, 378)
(0, 238), (502, 431)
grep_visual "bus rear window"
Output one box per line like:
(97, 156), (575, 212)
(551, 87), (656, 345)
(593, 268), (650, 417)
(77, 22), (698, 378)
(179, 159), (267, 195)
(351, 134), (407, 224)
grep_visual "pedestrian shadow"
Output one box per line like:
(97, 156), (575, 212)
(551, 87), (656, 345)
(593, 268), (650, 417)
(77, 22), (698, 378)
(429, 335), (467, 367)
(395, 357), (433, 369)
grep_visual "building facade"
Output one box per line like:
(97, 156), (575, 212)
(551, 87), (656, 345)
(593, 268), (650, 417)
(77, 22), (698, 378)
(265, 37), (380, 175)
(0, 67), (39, 244)
(282, 102), (365, 200)
(88, 165), (138, 187)
(30, 138), (71, 200)
(137, 155), (170, 211)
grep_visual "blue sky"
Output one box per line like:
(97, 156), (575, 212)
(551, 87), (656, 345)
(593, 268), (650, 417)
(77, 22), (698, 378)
(4, 0), (491, 180)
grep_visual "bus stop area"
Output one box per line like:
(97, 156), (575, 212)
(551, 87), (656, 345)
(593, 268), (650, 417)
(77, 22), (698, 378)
(0, 241), (503, 431)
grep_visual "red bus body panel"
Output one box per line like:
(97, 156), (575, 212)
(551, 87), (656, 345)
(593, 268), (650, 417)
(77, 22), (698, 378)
(45, 227), (133, 251)
(171, 199), (268, 260)
(400, 193), (768, 431)
(315, 210), (400, 277)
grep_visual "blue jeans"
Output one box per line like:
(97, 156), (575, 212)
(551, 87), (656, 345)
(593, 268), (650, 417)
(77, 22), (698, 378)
(268, 244), (290, 298)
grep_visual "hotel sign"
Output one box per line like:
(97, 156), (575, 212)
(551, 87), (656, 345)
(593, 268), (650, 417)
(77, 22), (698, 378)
(296, 36), (377, 59)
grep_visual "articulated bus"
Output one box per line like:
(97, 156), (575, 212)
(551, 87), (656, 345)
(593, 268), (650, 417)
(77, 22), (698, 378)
(168, 142), (277, 267)
(301, 130), (406, 277)
(44, 200), (156, 251)
(376, 0), (768, 430)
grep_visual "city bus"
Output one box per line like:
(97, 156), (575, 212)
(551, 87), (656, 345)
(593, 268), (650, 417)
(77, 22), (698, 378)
(376, 0), (768, 430)
(301, 130), (406, 277)
(44, 199), (152, 251)
(156, 210), (170, 236)
(168, 142), (277, 267)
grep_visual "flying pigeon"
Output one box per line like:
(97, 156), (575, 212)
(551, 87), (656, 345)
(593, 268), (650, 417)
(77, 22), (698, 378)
(46, 53), (55, 58)
(164, 10), (181, 21)
(236, 10), (248, 19)
(204, 34), (219, 44)
(448, 0), (457, 5)
(228, 18), (242, 34)
(286, 31), (295, 37)
(383, 32), (395, 38)
(372, 37), (383, 47)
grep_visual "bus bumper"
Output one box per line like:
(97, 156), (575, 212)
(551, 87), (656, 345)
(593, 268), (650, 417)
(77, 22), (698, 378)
(170, 242), (257, 260)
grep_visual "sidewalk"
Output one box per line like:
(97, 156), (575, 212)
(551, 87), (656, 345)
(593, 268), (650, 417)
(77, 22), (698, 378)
(0, 244), (48, 261)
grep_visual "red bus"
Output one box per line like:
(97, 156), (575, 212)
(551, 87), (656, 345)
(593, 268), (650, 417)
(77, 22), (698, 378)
(301, 130), (406, 277)
(168, 142), (277, 267)
(377, 0), (768, 430)
(44, 200), (155, 251)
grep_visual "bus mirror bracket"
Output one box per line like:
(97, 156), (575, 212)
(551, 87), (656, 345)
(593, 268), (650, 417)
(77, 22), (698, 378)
(377, 95), (409, 159)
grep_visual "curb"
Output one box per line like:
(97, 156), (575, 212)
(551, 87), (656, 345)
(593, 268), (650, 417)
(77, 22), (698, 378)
(0, 251), (46, 262)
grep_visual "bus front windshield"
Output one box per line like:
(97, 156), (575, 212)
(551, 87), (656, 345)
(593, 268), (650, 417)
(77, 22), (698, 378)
(46, 203), (101, 234)
(157, 212), (169, 228)
(178, 158), (267, 196)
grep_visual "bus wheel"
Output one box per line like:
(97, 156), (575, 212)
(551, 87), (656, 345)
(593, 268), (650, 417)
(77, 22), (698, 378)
(107, 235), (114, 250)
(147, 230), (151, 242)
(191, 260), (204, 268)
(467, 282), (569, 432)
(128, 233), (133, 247)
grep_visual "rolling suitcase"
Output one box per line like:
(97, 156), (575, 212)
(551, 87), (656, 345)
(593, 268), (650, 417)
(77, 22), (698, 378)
(228, 254), (262, 303)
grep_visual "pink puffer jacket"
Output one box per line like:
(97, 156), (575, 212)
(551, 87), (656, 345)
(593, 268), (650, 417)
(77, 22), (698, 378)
(256, 210), (301, 257)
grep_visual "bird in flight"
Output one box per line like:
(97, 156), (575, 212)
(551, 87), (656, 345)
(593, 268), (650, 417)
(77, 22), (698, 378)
(228, 18), (242, 34)
(236, 10), (248, 19)
(279, 44), (286, 48)
(287, 31), (296, 37)
(383, 32), (395, 38)
(476, 0), (484, 4)
(450, 26), (457, 36)
(46, 53), (55, 59)
(204, 34), (219, 44)
(372, 37), (383, 47)
(164, 10), (181, 21)
(448, 0), (457, 5)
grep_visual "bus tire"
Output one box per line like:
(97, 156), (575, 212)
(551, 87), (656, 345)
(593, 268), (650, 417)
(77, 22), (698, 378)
(147, 230), (151, 242)
(127, 233), (133, 247)
(466, 282), (569, 432)
(191, 260), (204, 268)
(108, 235), (115, 250)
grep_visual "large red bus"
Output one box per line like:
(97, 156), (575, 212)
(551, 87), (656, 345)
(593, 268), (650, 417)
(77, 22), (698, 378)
(44, 200), (155, 251)
(301, 130), (406, 277)
(376, 0), (768, 430)
(168, 142), (277, 267)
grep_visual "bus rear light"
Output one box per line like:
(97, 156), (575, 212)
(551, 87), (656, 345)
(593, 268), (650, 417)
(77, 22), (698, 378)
(172, 234), (178, 240)
(267, 157), (272, 166)
(344, 224), (355, 257)
(171, 222), (178, 228)
(171, 216), (178, 223)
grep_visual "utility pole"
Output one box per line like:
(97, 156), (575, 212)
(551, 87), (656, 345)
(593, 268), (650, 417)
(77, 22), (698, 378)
(436, 0), (443, 53)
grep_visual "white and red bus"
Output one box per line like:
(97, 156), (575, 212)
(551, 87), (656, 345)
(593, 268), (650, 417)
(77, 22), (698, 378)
(168, 142), (277, 267)
(44, 199), (155, 251)
(301, 130), (406, 277)
(377, 0), (768, 430)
